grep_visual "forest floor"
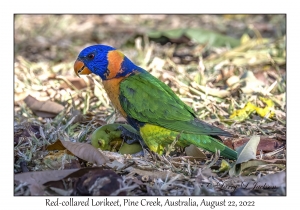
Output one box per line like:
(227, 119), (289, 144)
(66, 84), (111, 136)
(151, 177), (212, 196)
(14, 15), (286, 196)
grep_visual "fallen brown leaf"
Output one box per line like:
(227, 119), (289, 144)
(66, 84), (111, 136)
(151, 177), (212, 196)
(24, 95), (64, 118)
(75, 168), (125, 195)
(240, 171), (286, 190)
(43, 167), (125, 196)
(48, 139), (109, 165)
(185, 145), (207, 159)
(224, 137), (284, 154)
(14, 123), (41, 145)
(255, 171), (286, 188)
(14, 169), (79, 195)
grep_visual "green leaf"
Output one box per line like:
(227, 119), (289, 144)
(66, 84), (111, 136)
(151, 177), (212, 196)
(218, 159), (231, 172)
(147, 28), (240, 48)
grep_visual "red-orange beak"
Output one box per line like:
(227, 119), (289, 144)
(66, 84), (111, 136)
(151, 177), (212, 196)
(74, 60), (92, 77)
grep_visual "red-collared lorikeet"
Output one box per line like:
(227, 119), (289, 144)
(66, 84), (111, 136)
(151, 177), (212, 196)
(74, 45), (237, 159)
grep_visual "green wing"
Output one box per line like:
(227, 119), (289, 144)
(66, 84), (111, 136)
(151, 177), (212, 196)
(119, 72), (232, 137)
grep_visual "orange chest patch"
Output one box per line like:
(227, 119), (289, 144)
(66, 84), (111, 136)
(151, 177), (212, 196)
(102, 77), (127, 117)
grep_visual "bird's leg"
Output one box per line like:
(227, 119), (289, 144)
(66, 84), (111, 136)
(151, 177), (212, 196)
(117, 125), (147, 148)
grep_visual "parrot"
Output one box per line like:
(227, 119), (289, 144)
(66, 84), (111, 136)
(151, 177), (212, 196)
(74, 44), (237, 160)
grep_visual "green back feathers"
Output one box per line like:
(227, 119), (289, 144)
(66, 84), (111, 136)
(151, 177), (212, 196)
(119, 72), (232, 137)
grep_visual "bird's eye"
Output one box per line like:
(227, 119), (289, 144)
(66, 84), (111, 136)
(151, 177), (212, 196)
(87, 53), (95, 60)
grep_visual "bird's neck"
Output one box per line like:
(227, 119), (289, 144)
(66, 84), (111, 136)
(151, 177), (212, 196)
(105, 50), (144, 80)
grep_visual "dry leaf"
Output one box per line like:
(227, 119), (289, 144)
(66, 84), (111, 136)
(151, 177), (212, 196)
(256, 171), (286, 187)
(229, 136), (260, 176)
(239, 171), (286, 190)
(185, 145), (207, 159)
(46, 140), (67, 151)
(14, 123), (41, 145)
(75, 168), (125, 195)
(24, 95), (64, 118)
(240, 71), (264, 94)
(14, 169), (79, 195)
(236, 136), (260, 163)
(43, 167), (125, 195)
(226, 75), (240, 87)
(106, 160), (125, 170)
(101, 151), (125, 163)
(48, 139), (109, 165)
(227, 137), (284, 154)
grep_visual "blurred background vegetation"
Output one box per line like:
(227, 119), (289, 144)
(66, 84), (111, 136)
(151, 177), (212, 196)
(15, 14), (286, 118)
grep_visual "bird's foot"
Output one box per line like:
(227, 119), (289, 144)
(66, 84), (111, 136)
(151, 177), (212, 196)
(117, 125), (147, 148)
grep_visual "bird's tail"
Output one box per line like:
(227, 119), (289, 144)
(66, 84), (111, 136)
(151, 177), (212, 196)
(219, 145), (237, 160)
(183, 134), (237, 160)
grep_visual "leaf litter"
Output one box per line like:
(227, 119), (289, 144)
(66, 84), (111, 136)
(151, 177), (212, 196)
(14, 15), (286, 196)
